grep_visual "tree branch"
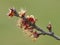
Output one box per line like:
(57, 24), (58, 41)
(12, 9), (60, 40)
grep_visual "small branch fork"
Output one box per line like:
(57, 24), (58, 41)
(34, 25), (60, 40)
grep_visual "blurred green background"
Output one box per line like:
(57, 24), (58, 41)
(0, 0), (60, 45)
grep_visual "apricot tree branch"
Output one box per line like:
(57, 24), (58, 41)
(12, 9), (60, 40)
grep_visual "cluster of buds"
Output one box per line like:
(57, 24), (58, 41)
(7, 8), (40, 41)
(18, 9), (26, 18)
(31, 31), (40, 41)
(18, 9), (40, 41)
(7, 8), (19, 18)
(8, 8), (15, 17)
